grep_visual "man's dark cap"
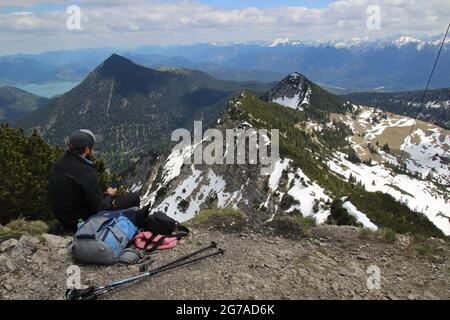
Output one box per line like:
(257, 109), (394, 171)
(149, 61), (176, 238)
(69, 129), (102, 149)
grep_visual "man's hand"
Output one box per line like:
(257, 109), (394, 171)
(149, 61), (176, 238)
(106, 187), (117, 196)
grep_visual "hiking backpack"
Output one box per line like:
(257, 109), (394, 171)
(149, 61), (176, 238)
(139, 211), (190, 252)
(69, 208), (140, 265)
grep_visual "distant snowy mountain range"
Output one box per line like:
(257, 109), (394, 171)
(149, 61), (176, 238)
(1, 35), (449, 92)
(267, 35), (450, 50)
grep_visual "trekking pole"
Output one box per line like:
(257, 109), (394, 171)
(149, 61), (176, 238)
(139, 240), (218, 272)
(93, 241), (219, 294)
(94, 248), (225, 298)
(144, 241), (217, 273)
(66, 243), (223, 300)
(68, 248), (224, 300)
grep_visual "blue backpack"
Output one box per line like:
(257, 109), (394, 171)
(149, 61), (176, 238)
(69, 208), (139, 265)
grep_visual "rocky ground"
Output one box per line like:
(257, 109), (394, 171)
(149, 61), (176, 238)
(0, 222), (449, 300)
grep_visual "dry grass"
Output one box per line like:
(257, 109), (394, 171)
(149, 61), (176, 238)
(186, 208), (248, 227)
(0, 218), (49, 241)
(270, 215), (317, 238)
(358, 227), (397, 244)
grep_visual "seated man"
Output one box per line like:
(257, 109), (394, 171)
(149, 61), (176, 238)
(49, 129), (141, 231)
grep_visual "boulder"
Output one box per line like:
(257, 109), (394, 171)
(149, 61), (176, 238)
(0, 238), (19, 253)
(32, 249), (50, 265)
(10, 239), (34, 258)
(42, 234), (70, 249)
(18, 235), (41, 248)
(3, 278), (18, 291)
(0, 254), (17, 272)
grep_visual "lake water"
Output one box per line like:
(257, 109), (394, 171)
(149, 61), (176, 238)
(16, 81), (80, 98)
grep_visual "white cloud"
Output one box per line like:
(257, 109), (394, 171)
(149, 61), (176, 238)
(0, 0), (449, 54)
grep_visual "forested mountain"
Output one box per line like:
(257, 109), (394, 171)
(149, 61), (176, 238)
(0, 87), (48, 122)
(15, 54), (270, 171)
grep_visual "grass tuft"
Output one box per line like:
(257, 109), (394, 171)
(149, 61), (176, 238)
(0, 218), (49, 241)
(270, 214), (317, 238)
(358, 227), (397, 244)
(186, 208), (247, 228)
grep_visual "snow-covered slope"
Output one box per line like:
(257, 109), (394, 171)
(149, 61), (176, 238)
(331, 105), (449, 185)
(139, 124), (272, 223)
(327, 152), (449, 235)
(345, 88), (450, 130)
(137, 79), (448, 237)
(322, 106), (449, 235)
(139, 93), (334, 225)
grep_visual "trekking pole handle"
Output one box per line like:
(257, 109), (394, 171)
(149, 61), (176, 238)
(65, 287), (97, 300)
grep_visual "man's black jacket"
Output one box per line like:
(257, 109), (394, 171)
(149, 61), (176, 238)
(49, 150), (113, 230)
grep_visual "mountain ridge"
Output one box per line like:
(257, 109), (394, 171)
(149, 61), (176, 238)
(0, 86), (48, 122)
(135, 88), (448, 237)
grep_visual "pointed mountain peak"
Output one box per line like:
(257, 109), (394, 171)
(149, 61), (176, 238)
(104, 53), (131, 63)
(261, 72), (311, 110)
(261, 72), (346, 114)
(276, 72), (311, 92)
(286, 72), (308, 83)
(98, 53), (137, 74)
(90, 54), (163, 93)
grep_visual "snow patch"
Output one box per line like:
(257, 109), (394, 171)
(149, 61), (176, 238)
(342, 199), (378, 230)
(287, 168), (331, 223)
(273, 94), (301, 110)
(268, 158), (291, 191)
(327, 152), (450, 235)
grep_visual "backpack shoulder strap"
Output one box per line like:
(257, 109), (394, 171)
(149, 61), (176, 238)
(174, 225), (190, 240)
(145, 235), (168, 253)
(143, 233), (158, 251)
